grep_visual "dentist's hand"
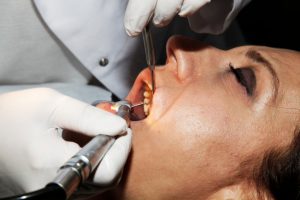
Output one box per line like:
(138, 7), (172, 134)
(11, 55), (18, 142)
(124, 0), (211, 36)
(0, 88), (132, 195)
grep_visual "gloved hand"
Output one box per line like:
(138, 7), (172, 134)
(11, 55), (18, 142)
(124, 0), (211, 36)
(0, 88), (132, 195)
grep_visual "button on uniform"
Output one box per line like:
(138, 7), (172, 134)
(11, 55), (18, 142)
(99, 58), (109, 67)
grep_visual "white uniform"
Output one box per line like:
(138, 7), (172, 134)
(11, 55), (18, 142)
(0, 0), (250, 101)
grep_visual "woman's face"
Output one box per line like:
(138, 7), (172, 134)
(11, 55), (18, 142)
(115, 36), (300, 199)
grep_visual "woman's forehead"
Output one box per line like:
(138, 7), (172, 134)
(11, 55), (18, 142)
(230, 45), (300, 63)
(253, 47), (300, 117)
(228, 45), (300, 80)
(224, 45), (300, 112)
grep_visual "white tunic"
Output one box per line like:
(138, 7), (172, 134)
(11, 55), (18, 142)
(0, 0), (250, 100)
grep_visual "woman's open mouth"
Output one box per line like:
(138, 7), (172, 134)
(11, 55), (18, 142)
(126, 68), (154, 121)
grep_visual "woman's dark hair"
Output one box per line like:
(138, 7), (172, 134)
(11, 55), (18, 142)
(257, 129), (300, 200)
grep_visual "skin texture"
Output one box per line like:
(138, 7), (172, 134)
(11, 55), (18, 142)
(96, 36), (300, 200)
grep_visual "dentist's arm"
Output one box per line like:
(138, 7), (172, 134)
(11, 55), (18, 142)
(0, 88), (131, 196)
(124, 0), (252, 36)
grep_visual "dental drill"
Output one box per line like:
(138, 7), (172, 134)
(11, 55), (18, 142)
(2, 100), (137, 200)
(48, 100), (132, 199)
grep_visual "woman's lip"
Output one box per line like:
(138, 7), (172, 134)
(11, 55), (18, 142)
(126, 68), (153, 120)
(126, 68), (152, 104)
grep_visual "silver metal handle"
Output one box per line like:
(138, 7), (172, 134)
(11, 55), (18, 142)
(49, 135), (115, 198)
(142, 24), (156, 67)
(49, 100), (132, 199)
(142, 24), (156, 93)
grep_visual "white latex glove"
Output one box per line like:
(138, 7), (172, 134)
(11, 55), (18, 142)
(124, 0), (211, 36)
(0, 88), (132, 195)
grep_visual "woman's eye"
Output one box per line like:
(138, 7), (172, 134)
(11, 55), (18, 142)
(229, 64), (256, 96)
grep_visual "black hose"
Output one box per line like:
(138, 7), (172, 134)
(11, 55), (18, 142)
(1, 184), (66, 200)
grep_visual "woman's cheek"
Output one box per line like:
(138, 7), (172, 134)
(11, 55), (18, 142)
(169, 96), (231, 139)
(148, 87), (179, 123)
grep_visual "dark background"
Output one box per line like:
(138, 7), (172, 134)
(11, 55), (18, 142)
(237, 0), (300, 51)
(154, 0), (300, 65)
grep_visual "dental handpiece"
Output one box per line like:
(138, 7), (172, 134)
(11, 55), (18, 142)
(48, 101), (132, 199)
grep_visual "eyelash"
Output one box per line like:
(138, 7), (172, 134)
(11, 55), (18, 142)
(229, 63), (256, 96)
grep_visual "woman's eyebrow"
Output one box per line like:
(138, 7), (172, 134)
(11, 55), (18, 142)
(245, 50), (279, 101)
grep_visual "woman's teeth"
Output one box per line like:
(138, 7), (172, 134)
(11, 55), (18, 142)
(143, 83), (153, 116)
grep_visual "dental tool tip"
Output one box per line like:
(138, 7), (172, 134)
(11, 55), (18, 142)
(131, 102), (145, 108)
(151, 68), (155, 93)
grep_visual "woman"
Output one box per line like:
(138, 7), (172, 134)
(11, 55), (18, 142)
(0, 1), (251, 196)
(95, 35), (300, 200)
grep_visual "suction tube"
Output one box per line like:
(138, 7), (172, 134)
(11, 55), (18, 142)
(3, 184), (66, 200)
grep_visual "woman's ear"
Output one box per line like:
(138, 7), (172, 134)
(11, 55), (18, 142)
(207, 182), (273, 200)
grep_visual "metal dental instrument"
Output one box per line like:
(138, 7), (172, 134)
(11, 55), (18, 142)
(131, 102), (144, 108)
(3, 100), (138, 200)
(47, 101), (133, 199)
(142, 24), (156, 93)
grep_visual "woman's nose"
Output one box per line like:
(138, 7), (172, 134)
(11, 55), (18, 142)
(166, 35), (221, 81)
